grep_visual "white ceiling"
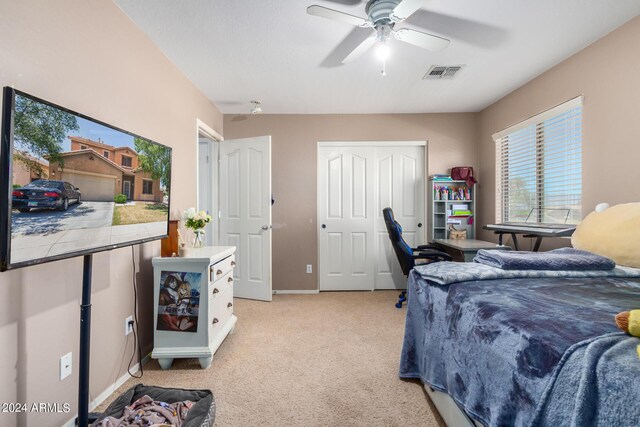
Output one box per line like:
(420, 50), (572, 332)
(115, 0), (640, 114)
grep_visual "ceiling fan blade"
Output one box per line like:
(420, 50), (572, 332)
(391, 0), (425, 21)
(394, 28), (450, 51)
(307, 5), (369, 27)
(342, 34), (377, 63)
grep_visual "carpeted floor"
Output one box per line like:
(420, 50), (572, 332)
(99, 291), (445, 426)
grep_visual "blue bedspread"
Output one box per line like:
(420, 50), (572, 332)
(474, 247), (616, 271)
(399, 272), (640, 426)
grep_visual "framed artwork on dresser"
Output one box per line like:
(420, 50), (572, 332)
(156, 270), (201, 333)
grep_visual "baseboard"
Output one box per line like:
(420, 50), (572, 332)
(62, 352), (151, 427)
(272, 289), (319, 294)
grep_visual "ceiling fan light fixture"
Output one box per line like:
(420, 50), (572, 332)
(375, 43), (391, 61)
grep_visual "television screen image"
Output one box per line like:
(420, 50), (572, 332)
(0, 88), (172, 270)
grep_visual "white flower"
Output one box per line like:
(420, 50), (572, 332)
(183, 207), (196, 220)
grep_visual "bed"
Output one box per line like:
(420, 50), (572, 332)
(399, 261), (640, 426)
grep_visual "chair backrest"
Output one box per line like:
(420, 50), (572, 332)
(382, 207), (416, 276)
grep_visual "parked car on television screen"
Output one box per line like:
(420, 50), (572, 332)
(12, 180), (81, 212)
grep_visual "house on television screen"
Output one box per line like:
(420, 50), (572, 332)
(12, 154), (50, 186)
(47, 136), (162, 203)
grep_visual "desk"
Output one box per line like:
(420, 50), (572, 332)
(432, 239), (511, 262)
(483, 224), (576, 251)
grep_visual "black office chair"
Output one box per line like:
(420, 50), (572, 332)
(383, 207), (451, 308)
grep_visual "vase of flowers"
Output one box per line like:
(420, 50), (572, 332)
(183, 208), (212, 248)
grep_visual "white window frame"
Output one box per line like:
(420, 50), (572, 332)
(493, 96), (583, 224)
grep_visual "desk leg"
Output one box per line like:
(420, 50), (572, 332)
(497, 232), (504, 246)
(510, 234), (520, 251)
(533, 237), (543, 252)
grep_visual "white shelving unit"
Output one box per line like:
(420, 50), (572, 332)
(428, 179), (477, 241)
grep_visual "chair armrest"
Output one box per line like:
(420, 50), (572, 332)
(414, 244), (440, 251)
(411, 250), (452, 262)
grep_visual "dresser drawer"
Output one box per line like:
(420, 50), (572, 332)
(208, 270), (233, 300)
(209, 285), (234, 338)
(210, 254), (235, 283)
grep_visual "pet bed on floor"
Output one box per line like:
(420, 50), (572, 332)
(91, 384), (215, 427)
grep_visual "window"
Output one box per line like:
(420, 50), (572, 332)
(121, 155), (132, 167)
(103, 151), (109, 159)
(142, 180), (153, 195)
(494, 97), (582, 224)
(80, 145), (87, 150)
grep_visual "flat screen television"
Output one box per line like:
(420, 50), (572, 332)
(0, 87), (172, 270)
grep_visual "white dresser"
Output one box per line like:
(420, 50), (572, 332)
(151, 246), (237, 369)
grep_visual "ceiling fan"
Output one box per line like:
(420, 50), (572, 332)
(307, 0), (450, 66)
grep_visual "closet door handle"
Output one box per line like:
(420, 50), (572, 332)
(230, 261), (236, 266)
(227, 302), (233, 308)
(321, 224), (326, 229)
(216, 269), (223, 275)
(227, 277), (233, 282)
(212, 318), (219, 324)
(418, 223), (423, 228)
(212, 288), (219, 294)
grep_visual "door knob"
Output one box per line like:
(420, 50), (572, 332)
(418, 223), (423, 228)
(261, 225), (269, 230)
(321, 224), (326, 229)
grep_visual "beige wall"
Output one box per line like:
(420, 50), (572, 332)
(223, 113), (478, 291)
(477, 16), (640, 248)
(0, 1), (222, 426)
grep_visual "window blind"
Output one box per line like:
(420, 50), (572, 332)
(494, 97), (582, 224)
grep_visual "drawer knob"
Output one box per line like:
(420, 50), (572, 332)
(230, 261), (236, 266)
(212, 318), (219, 324)
(212, 288), (219, 294)
(227, 277), (233, 282)
(216, 269), (223, 275)
(227, 302), (233, 308)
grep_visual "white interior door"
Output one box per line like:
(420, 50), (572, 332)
(198, 137), (218, 246)
(318, 146), (375, 291)
(318, 143), (425, 291)
(374, 146), (425, 289)
(219, 136), (272, 301)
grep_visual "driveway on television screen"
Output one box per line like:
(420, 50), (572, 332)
(9, 200), (167, 264)
(12, 201), (114, 236)
(12, 179), (81, 212)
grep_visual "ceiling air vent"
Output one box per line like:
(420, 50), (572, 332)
(423, 65), (464, 80)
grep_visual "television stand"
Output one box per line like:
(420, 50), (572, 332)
(78, 254), (93, 427)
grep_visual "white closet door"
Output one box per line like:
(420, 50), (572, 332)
(318, 146), (375, 291)
(374, 146), (425, 289)
(318, 143), (425, 291)
(219, 136), (272, 301)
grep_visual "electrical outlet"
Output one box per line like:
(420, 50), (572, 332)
(60, 352), (72, 381)
(125, 315), (134, 336)
(306, 264), (312, 274)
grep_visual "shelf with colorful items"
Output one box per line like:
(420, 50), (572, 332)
(428, 178), (476, 240)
